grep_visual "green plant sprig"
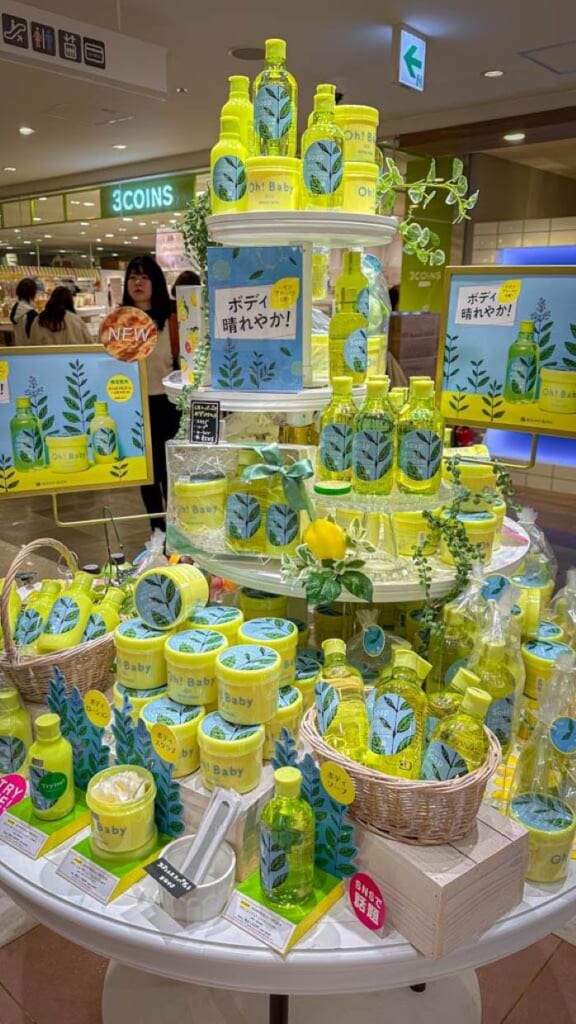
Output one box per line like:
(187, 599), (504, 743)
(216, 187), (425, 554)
(377, 157), (479, 267)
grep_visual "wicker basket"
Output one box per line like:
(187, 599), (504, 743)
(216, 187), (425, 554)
(301, 706), (501, 845)
(0, 538), (116, 703)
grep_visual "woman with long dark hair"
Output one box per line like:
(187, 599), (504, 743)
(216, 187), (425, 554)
(10, 277), (38, 343)
(122, 255), (180, 534)
(29, 285), (92, 345)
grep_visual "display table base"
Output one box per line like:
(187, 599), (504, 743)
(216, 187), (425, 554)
(102, 962), (482, 1024)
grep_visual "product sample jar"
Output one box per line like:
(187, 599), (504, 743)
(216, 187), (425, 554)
(198, 711), (265, 793)
(342, 161), (378, 214)
(114, 618), (168, 689)
(113, 681), (167, 721)
(393, 509), (440, 557)
(333, 105), (379, 162)
(538, 369), (576, 414)
(189, 604), (244, 644)
(173, 475), (227, 531)
(239, 588), (288, 621)
(246, 156), (300, 211)
(165, 628), (228, 705)
(521, 639), (574, 702)
(86, 765), (157, 864)
(135, 564), (209, 630)
(263, 685), (304, 760)
(237, 617), (298, 687)
(141, 697), (205, 778)
(46, 435), (89, 474)
(440, 511), (497, 566)
(509, 792), (576, 883)
(216, 642), (281, 725)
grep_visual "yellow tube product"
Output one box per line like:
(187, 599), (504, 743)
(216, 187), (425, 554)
(263, 685), (304, 760)
(333, 105), (379, 162)
(521, 640), (574, 702)
(440, 511), (497, 566)
(538, 369), (576, 414)
(198, 711), (265, 793)
(28, 713), (74, 821)
(173, 475), (227, 532)
(342, 162), (378, 214)
(134, 564), (209, 630)
(165, 628), (228, 706)
(114, 618), (169, 689)
(189, 604), (244, 643)
(246, 156), (300, 211)
(86, 765), (157, 864)
(392, 509), (440, 557)
(46, 434), (89, 474)
(216, 642), (281, 725)
(113, 681), (167, 722)
(239, 588), (287, 621)
(509, 793), (576, 883)
(141, 697), (205, 779)
(0, 689), (32, 774)
(237, 617), (298, 687)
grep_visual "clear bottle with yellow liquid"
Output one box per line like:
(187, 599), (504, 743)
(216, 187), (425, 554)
(396, 379), (444, 494)
(89, 401), (118, 464)
(422, 686), (491, 781)
(329, 251), (369, 385)
(0, 689), (32, 775)
(301, 92), (344, 211)
(351, 376), (395, 495)
(504, 320), (539, 404)
(253, 39), (298, 158)
(366, 649), (431, 779)
(225, 449), (267, 554)
(388, 387), (408, 416)
(315, 638), (368, 763)
(37, 571), (94, 653)
(82, 587), (125, 641)
(426, 665), (480, 741)
(10, 396), (45, 472)
(316, 376), (357, 482)
(260, 766), (314, 907)
(210, 115), (248, 214)
(280, 411), (318, 446)
(426, 604), (476, 690)
(221, 75), (253, 154)
(469, 637), (516, 755)
(13, 579), (60, 649)
(29, 713), (75, 821)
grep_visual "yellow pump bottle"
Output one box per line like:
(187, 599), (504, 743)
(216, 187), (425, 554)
(29, 713), (74, 821)
(329, 251), (369, 385)
(210, 115), (248, 215)
(301, 93), (344, 210)
(37, 571), (94, 652)
(221, 75), (253, 154)
(253, 38), (298, 158)
(90, 401), (118, 464)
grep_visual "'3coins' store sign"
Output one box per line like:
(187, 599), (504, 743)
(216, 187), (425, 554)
(100, 174), (196, 218)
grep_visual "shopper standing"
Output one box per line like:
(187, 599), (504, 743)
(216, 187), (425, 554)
(10, 277), (38, 344)
(29, 286), (93, 346)
(122, 255), (179, 536)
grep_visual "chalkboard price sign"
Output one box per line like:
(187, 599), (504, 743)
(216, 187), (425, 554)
(189, 400), (220, 445)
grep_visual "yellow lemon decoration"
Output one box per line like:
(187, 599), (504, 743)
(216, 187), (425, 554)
(303, 519), (347, 561)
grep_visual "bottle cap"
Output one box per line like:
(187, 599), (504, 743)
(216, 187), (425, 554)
(15, 397), (30, 410)
(81, 564), (100, 575)
(451, 666), (480, 694)
(316, 83), (336, 98)
(322, 637), (346, 658)
(314, 93), (335, 113)
(331, 376), (353, 396)
(229, 74), (249, 94)
(265, 38), (286, 63)
(411, 379), (436, 400)
(40, 580), (62, 594)
(285, 411), (314, 427)
(94, 401), (108, 416)
(461, 686), (492, 720)
(314, 481), (351, 496)
(102, 588), (125, 608)
(519, 320), (534, 333)
(35, 713), (61, 741)
(366, 376), (390, 399)
(220, 114), (241, 136)
(0, 689), (21, 714)
(74, 571), (95, 589)
(111, 553), (127, 565)
(392, 648), (431, 680)
(274, 766), (302, 798)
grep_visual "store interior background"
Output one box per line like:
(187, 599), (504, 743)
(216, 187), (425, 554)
(0, 2), (575, 1021)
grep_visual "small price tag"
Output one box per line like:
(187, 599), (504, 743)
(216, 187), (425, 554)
(145, 857), (195, 898)
(57, 848), (118, 904)
(349, 872), (386, 933)
(225, 890), (296, 954)
(189, 399), (220, 445)
(151, 724), (179, 764)
(84, 690), (112, 729)
(0, 812), (46, 859)
(0, 775), (26, 815)
(497, 279), (522, 304)
(320, 761), (355, 805)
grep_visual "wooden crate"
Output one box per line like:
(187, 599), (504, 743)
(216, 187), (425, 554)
(179, 768), (274, 881)
(356, 803), (529, 959)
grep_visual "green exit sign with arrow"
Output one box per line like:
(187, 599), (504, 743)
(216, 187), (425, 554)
(394, 25), (426, 92)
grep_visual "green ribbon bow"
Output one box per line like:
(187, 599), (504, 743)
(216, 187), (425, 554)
(241, 444), (315, 515)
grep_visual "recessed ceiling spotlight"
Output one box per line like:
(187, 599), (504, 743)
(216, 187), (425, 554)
(13, 228), (20, 233)
(503, 131), (526, 143)
(3, 166), (16, 172)
(80, 231), (86, 236)
(23, 240), (31, 245)
(81, 254), (87, 258)
(483, 69), (505, 78)
(123, 240), (130, 245)
(80, 221), (89, 226)
(122, 217), (133, 222)
(119, 228), (127, 233)
(96, 246), (104, 251)
(83, 201), (95, 207)
(105, 233), (114, 238)
(229, 45), (265, 61)
(19, 126), (35, 136)
(113, 144), (127, 150)
(96, 237), (102, 242)
(132, 235), (139, 240)
(44, 234), (52, 239)
(138, 222), (146, 227)
(176, 86), (188, 94)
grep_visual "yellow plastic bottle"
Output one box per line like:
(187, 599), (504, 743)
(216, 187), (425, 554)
(13, 579), (60, 649)
(396, 379), (444, 495)
(427, 604), (476, 690)
(221, 75), (253, 154)
(315, 637), (368, 762)
(37, 571), (94, 652)
(329, 251), (369, 385)
(307, 84), (336, 127)
(225, 449), (267, 554)
(210, 115), (248, 215)
(366, 649), (431, 779)
(422, 686), (492, 780)
(253, 38), (298, 158)
(317, 376), (357, 482)
(351, 376), (395, 495)
(426, 665), (480, 741)
(28, 713), (74, 821)
(0, 689), (32, 774)
(470, 638), (516, 755)
(82, 587), (125, 641)
(89, 401), (118, 464)
(264, 476), (301, 557)
(301, 92), (344, 210)
(0, 578), (21, 651)
(388, 387), (408, 416)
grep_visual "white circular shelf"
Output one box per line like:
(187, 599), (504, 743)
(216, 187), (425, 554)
(163, 372), (366, 412)
(184, 519), (530, 604)
(206, 211), (398, 248)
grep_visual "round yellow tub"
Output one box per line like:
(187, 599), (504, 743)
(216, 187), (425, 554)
(216, 642), (281, 725)
(86, 764), (157, 864)
(246, 156), (300, 211)
(165, 628), (228, 705)
(440, 510), (497, 566)
(141, 697), (205, 779)
(46, 434), (89, 474)
(198, 711), (265, 794)
(538, 369), (576, 415)
(393, 509), (440, 557)
(173, 475), (227, 531)
(114, 618), (169, 689)
(135, 564), (209, 630)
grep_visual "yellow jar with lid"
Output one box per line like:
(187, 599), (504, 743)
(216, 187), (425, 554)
(393, 509), (441, 557)
(86, 765), (157, 864)
(141, 697), (205, 778)
(440, 510), (497, 566)
(189, 604), (244, 644)
(239, 588), (287, 621)
(294, 648), (323, 710)
(509, 793), (576, 883)
(535, 620), (565, 643)
(538, 369), (576, 414)
(342, 162), (378, 214)
(198, 711), (265, 793)
(237, 617), (298, 687)
(333, 105), (379, 162)
(246, 156), (300, 211)
(521, 639), (574, 702)
(288, 617), (310, 649)
(313, 603), (355, 645)
(134, 564), (209, 630)
(46, 434), (89, 474)
(113, 681), (167, 721)
(263, 685), (304, 760)
(216, 642), (281, 725)
(114, 618), (169, 689)
(165, 628), (228, 705)
(173, 475), (227, 532)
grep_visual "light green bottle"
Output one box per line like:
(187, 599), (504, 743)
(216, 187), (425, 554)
(366, 649), (431, 779)
(260, 766), (314, 907)
(301, 92), (344, 210)
(307, 84), (336, 127)
(351, 376), (395, 495)
(504, 320), (539, 404)
(253, 38), (298, 158)
(37, 571), (94, 653)
(422, 686), (492, 780)
(396, 379), (444, 494)
(210, 115), (248, 214)
(29, 713), (74, 821)
(0, 689), (32, 775)
(315, 638), (368, 762)
(13, 580), (61, 650)
(329, 251), (369, 384)
(82, 587), (125, 642)
(317, 376), (357, 482)
(426, 666), (480, 742)
(90, 401), (118, 464)
(225, 449), (267, 553)
(221, 75), (253, 154)
(10, 397), (45, 472)
(470, 638), (516, 755)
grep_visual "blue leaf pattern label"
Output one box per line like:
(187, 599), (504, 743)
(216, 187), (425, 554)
(524, 640), (572, 661)
(29, 765), (67, 809)
(296, 649), (322, 681)
(43, 597), (80, 636)
(260, 827), (289, 889)
(242, 618), (295, 641)
(303, 139), (343, 195)
(369, 692), (416, 755)
(212, 155), (247, 202)
(14, 427), (43, 465)
(421, 741), (468, 781)
(315, 680), (340, 734)
(117, 618), (164, 640)
(511, 792), (574, 832)
(537, 622), (563, 640)
(355, 287), (370, 319)
(115, 683), (167, 700)
(142, 697), (203, 726)
(507, 356), (538, 396)
(14, 607), (44, 645)
(217, 643), (278, 672)
(550, 717), (576, 754)
(481, 574), (512, 602)
(398, 429), (442, 482)
(167, 629), (225, 655)
(226, 493), (262, 541)
(135, 574), (183, 630)
(201, 711), (261, 742)
(255, 84), (293, 140)
(93, 427), (117, 457)
(192, 606), (240, 626)
(486, 694), (514, 746)
(266, 503), (299, 548)
(363, 625), (385, 657)
(319, 423), (353, 473)
(344, 328), (367, 375)
(83, 612), (107, 641)
(352, 427), (393, 482)
(278, 685), (299, 708)
(0, 735), (26, 772)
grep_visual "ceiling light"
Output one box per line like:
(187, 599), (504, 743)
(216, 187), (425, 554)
(96, 237), (102, 242)
(132, 235), (139, 240)
(138, 222), (146, 227)
(105, 233), (114, 238)
(38, 196), (47, 201)
(44, 234), (52, 239)
(176, 86), (188, 93)
(83, 201), (95, 207)
(229, 46), (265, 61)
(503, 131), (526, 143)
(23, 240), (31, 245)
(112, 252), (119, 256)
(3, 166), (16, 172)
(70, 200), (80, 206)
(80, 231), (86, 236)
(119, 228), (127, 233)
(113, 144), (127, 150)
(33, 217), (41, 222)
(151, 220), (159, 225)
(483, 69), (505, 78)
(19, 126), (35, 136)
(59, 249), (66, 253)
(96, 246), (103, 251)
(123, 240), (130, 245)
(80, 221), (89, 226)
(81, 254), (87, 259)
(122, 217), (133, 222)
(13, 229), (20, 233)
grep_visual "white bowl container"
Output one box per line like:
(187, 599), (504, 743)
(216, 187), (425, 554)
(158, 835), (236, 924)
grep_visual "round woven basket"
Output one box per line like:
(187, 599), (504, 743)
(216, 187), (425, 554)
(0, 538), (116, 703)
(301, 706), (501, 844)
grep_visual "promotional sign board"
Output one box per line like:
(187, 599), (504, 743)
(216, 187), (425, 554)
(437, 266), (576, 438)
(0, 346), (152, 499)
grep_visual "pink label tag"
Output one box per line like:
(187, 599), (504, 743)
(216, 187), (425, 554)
(0, 775), (27, 815)
(349, 872), (386, 932)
